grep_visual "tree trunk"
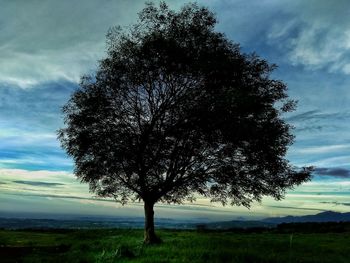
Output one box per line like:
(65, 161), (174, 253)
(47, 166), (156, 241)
(144, 201), (161, 244)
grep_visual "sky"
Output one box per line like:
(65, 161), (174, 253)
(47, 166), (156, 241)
(0, 0), (349, 221)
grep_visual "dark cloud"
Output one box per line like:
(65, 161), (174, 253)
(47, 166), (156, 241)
(8, 192), (119, 203)
(287, 110), (319, 122)
(6, 192), (227, 213)
(287, 110), (348, 122)
(320, 201), (350, 206)
(314, 167), (350, 178)
(13, 180), (65, 187)
(286, 110), (350, 133)
(267, 205), (327, 212)
(295, 125), (324, 132)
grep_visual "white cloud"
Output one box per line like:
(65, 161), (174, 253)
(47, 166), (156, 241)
(0, 0), (147, 87)
(308, 156), (350, 168)
(0, 42), (104, 87)
(297, 144), (350, 154)
(267, 0), (350, 74)
(0, 168), (75, 183)
(0, 0), (190, 88)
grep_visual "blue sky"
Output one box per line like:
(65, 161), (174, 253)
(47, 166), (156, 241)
(0, 0), (349, 221)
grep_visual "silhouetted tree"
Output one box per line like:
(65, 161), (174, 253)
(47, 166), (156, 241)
(58, 2), (312, 244)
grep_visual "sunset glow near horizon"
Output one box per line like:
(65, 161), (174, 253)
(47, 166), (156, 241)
(0, 0), (349, 221)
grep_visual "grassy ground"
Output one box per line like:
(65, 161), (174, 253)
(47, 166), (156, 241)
(0, 229), (350, 263)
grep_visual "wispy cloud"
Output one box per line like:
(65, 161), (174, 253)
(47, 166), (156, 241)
(320, 201), (350, 207)
(0, 83), (75, 171)
(286, 110), (349, 133)
(265, 0), (350, 74)
(287, 110), (349, 122)
(0, 0), (186, 88)
(297, 144), (350, 154)
(5, 192), (113, 202)
(13, 180), (65, 187)
(266, 205), (327, 212)
(309, 156), (350, 168)
(0, 169), (77, 185)
(287, 110), (321, 122)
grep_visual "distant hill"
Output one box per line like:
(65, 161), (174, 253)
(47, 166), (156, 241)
(193, 211), (350, 230)
(194, 220), (275, 229)
(262, 211), (350, 224)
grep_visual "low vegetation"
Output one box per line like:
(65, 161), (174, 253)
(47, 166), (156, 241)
(1, 226), (350, 262)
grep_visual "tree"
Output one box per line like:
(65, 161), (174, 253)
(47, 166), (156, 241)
(58, 2), (312, 244)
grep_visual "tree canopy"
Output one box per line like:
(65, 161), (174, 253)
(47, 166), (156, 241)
(58, 2), (312, 243)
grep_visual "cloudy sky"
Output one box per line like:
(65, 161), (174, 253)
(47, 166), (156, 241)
(0, 0), (349, 221)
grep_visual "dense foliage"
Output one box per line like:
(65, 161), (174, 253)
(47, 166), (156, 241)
(58, 2), (311, 243)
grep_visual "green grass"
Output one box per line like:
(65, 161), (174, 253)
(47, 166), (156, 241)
(1, 229), (350, 262)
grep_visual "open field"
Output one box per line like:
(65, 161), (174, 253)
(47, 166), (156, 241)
(1, 228), (350, 263)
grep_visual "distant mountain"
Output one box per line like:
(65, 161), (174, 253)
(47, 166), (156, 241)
(195, 220), (275, 229)
(262, 211), (350, 224)
(191, 211), (350, 230)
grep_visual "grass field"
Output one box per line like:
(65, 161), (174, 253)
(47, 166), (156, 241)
(1, 229), (350, 263)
